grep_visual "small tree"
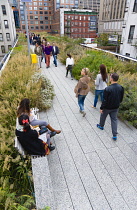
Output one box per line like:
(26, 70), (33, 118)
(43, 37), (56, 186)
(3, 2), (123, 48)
(96, 33), (109, 46)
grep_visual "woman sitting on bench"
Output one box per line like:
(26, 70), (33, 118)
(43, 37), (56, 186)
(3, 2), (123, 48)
(15, 114), (55, 155)
(16, 98), (61, 143)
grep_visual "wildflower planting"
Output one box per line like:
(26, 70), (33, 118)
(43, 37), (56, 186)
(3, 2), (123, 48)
(0, 36), (54, 209)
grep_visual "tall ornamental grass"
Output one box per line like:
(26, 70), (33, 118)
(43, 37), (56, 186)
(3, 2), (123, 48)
(0, 44), (54, 209)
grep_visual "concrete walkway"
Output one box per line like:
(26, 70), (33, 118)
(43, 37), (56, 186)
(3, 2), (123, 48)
(37, 55), (137, 210)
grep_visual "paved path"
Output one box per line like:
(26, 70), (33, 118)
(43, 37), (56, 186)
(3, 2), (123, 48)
(38, 55), (137, 210)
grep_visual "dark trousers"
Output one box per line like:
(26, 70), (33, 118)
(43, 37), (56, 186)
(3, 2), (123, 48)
(99, 108), (118, 136)
(66, 65), (73, 78)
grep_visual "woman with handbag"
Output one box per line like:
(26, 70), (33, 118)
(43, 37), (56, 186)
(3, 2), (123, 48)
(92, 64), (108, 108)
(74, 68), (90, 117)
(66, 53), (74, 80)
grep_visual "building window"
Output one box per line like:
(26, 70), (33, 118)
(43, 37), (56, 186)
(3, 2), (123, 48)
(30, 21), (34, 24)
(39, 11), (43, 14)
(40, 26), (44, 29)
(34, 16), (38, 20)
(29, 7), (32, 10)
(34, 7), (38, 10)
(31, 26), (34, 29)
(1, 46), (5, 53)
(133, 0), (137, 12)
(35, 26), (39, 29)
(40, 16), (43, 20)
(44, 7), (48, 10)
(4, 20), (9, 29)
(30, 16), (33, 19)
(39, 2), (42, 6)
(34, 2), (37, 6)
(35, 21), (38, 24)
(8, 45), (12, 50)
(29, 11), (33, 14)
(6, 33), (11, 41)
(45, 26), (48, 29)
(128, 25), (135, 43)
(45, 16), (48, 20)
(44, 11), (48, 14)
(34, 11), (38, 14)
(39, 7), (43, 10)
(22, 25), (25, 29)
(40, 21), (43, 24)
(1, 5), (6, 15)
(0, 33), (3, 41)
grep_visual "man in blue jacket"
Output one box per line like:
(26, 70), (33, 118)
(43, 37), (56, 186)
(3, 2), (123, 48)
(52, 42), (59, 67)
(97, 73), (124, 140)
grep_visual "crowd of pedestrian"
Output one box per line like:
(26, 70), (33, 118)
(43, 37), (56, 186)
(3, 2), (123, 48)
(17, 34), (124, 156)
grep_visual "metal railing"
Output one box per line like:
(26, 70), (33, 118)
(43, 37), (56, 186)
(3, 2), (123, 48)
(0, 38), (18, 71)
(81, 44), (137, 62)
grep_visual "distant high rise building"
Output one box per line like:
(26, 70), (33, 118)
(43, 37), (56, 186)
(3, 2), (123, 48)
(0, 0), (16, 56)
(98, 0), (127, 35)
(79, 0), (100, 12)
(55, 0), (78, 10)
(9, 0), (20, 29)
(19, 0), (52, 32)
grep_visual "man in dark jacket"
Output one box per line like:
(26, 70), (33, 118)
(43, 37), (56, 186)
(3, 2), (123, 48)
(52, 42), (59, 67)
(97, 73), (124, 140)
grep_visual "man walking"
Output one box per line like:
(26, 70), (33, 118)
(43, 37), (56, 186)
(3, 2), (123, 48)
(52, 42), (59, 67)
(44, 42), (52, 68)
(34, 42), (42, 68)
(97, 73), (124, 140)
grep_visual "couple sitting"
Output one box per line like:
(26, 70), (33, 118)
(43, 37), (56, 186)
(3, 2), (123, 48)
(15, 98), (61, 155)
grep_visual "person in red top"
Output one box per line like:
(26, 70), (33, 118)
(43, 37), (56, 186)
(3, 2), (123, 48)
(44, 42), (52, 68)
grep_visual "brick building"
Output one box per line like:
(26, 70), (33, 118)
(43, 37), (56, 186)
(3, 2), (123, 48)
(52, 8), (97, 38)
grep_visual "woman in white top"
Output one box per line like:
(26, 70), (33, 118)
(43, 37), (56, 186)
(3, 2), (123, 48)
(66, 53), (74, 80)
(92, 64), (108, 108)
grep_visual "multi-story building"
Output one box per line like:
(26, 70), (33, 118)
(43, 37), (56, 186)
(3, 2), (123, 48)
(0, 0), (16, 56)
(98, 0), (127, 36)
(52, 8), (97, 38)
(19, 0), (52, 32)
(54, 0), (100, 12)
(79, 0), (100, 12)
(9, 0), (20, 29)
(120, 0), (137, 58)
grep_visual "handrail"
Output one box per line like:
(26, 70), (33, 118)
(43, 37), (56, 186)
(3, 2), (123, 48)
(81, 44), (137, 62)
(0, 38), (18, 72)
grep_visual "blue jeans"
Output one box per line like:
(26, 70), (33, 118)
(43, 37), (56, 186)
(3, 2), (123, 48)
(78, 95), (86, 111)
(53, 55), (57, 66)
(94, 90), (104, 107)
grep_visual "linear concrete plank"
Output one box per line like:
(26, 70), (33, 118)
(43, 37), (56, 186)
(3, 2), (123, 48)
(86, 152), (130, 210)
(96, 147), (137, 209)
(31, 46), (137, 210)
(31, 156), (55, 210)
(109, 147), (137, 192)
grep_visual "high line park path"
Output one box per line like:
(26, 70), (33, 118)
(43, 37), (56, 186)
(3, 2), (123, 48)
(32, 50), (137, 210)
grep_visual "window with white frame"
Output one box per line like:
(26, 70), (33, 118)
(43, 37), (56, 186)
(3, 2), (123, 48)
(0, 33), (3, 41)
(4, 20), (9, 29)
(6, 33), (11, 41)
(34, 7), (38, 10)
(1, 46), (5, 53)
(128, 25), (135, 43)
(1, 5), (6, 15)
(133, 0), (137, 12)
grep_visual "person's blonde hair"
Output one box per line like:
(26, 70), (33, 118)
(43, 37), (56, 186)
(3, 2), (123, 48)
(83, 68), (89, 75)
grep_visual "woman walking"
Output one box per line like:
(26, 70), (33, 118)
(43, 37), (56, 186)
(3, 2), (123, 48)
(66, 53), (74, 80)
(92, 64), (108, 108)
(74, 68), (90, 117)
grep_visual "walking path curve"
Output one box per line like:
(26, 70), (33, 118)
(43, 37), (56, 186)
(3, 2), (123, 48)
(35, 54), (137, 210)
